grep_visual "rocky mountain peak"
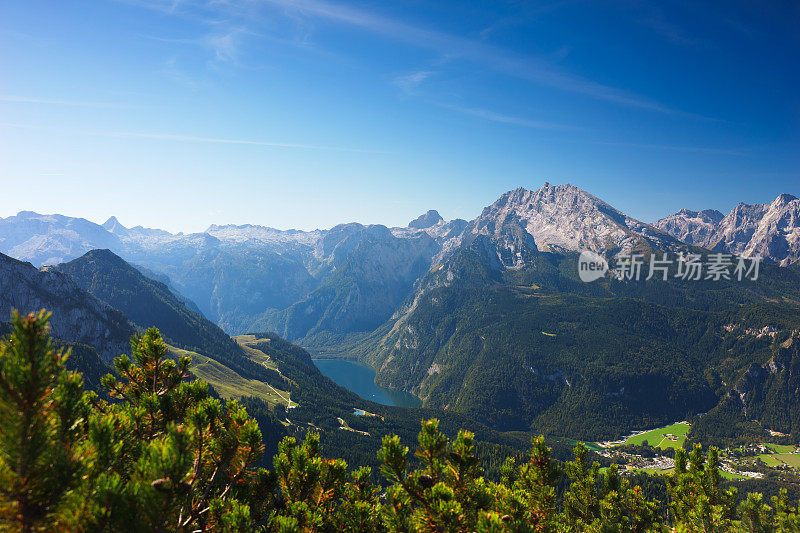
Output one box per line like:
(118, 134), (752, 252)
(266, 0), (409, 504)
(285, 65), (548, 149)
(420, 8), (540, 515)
(699, 209), (725, 222)
(655, 192), (799, 264)
(771, 193), (798, 207)
(102, 215), (120, 228)
(408, 210), (444, 229)
(77, 248), (128, 265)
(0, 251), (134, 361)
(470, 183), (668, 256)
(102, 216), (129, 236)
(672, 208), (724, 223)
(654, 208), (725, 246)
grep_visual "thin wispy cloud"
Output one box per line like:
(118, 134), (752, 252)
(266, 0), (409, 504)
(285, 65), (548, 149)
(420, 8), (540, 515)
(0, 95), (122, 107)
(595, 140), (744, 156)
(252, 0), (680, 114)
(207, 31), (240, 63)
(160, 57), (210, 89)
(113, 0), (184, 14)
(392, 71), (434, 93)
(97, 131), (391, 154)
(0, 122), (390, 154)
(126, 0), (685, 114)
(142, 29), (247, 66)
(636, 5), (703, 48)
(442, 104), (575, 131)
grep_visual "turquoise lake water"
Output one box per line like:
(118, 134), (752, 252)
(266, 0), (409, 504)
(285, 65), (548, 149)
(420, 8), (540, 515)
(313, 359), (422, 408)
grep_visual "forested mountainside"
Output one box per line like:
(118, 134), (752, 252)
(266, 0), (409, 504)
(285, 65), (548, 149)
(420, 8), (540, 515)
(4, 311), (800, 532)
(691, 330), (800, 445)
(341, 236), (800, 440)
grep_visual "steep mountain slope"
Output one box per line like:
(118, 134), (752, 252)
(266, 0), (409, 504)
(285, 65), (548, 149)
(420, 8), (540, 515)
(0, 251), (135, 391)
(249, 225), (439, 343)
(655, 193), (800, 265)
(734, 330), (800, 436)
(0, 252), (134, 362)
(354, 236), (800, 439)
(131, 264), (204, 315)
(52, 249), (264, 380)
(133, 245), (317, 332)
(689, 326), (800, 446)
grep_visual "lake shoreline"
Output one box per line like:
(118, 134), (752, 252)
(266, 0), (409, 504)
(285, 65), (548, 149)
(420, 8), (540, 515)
(312, 358), (423, 408)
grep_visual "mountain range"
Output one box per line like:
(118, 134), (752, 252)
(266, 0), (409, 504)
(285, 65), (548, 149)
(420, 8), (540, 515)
(2, 183), (799, 442)
(654, 193), (800, 265)
(0, 247), (571, 475)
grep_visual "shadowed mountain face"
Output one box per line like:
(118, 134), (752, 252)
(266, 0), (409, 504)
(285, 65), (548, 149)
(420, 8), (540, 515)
(0, 251), (134, 391)
(0, 251), (134, 362)
(247, 225), (440, 342)
(52, 249), (264, 380)
(0, 248), (275, 392)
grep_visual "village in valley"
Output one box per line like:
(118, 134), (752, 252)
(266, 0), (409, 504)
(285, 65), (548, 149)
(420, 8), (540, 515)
(595, 422), (800, 482)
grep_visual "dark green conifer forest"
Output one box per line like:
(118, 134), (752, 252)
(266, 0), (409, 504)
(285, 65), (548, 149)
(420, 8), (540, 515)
(2, 310), (800, 532)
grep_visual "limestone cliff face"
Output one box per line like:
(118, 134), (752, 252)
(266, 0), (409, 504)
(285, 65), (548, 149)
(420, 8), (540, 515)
(655, 193), (800, 265)
(0, 252), (134, 362)
(449, 184), (678, 260)
(653, 209), (724, 246)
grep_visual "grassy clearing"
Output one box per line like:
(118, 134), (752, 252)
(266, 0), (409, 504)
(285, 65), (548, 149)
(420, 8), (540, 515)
(767, 444), (797, 454)
(233, 334), (280, 372)
(774, 454), (800, 468)
(720, 470), (748, 481)
(637, 463), (749, 480)
(623, 422), (691, 451)
(636, 467), (674, 476)
(583, 442), (604, 453)
(758, 454), (781, 467)
(168, 345), (293, 408)
(336, 417), (371, 436)
(558, 437), (603, 453)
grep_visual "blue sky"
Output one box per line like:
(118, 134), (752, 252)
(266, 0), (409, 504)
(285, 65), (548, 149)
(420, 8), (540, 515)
(1, 0), (798, 233)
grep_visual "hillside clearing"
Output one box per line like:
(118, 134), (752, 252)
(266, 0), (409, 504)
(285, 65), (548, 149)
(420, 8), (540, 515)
(168, 345), (294, 408)
(611, 422), (691, 451)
